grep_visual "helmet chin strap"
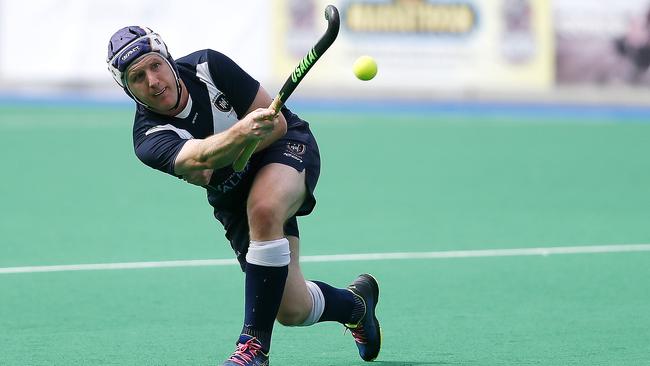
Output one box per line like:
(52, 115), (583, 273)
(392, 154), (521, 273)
(167, 77), (183, 112)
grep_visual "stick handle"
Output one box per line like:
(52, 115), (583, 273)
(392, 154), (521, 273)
(232, 140), (258, 173)
(232, 96), (283, 172)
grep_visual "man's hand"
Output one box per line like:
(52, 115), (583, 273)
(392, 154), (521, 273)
(236, 108), (279, 143)
(182, 169), (213, 186)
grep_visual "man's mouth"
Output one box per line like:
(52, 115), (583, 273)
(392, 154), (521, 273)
(153, 87), (167, 96)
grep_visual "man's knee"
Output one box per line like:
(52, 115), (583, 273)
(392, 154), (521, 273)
(247, 199), (283, 238)
(276, 303), (310, 326)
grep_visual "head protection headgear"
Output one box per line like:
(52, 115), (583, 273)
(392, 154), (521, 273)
(106, 26), (182, 110)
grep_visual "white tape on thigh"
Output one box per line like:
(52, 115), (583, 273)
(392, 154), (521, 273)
(299, 281), (325, 326)
(245, 238), (291, 267)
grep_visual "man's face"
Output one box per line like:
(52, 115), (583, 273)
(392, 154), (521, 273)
(126, 54), (178, 113)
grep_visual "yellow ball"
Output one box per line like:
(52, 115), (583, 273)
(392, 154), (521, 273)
(353, 56), (378, 81)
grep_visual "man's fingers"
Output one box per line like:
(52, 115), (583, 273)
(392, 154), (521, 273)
(251, 108), (277, 121)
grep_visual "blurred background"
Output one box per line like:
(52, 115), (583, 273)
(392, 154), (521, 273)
(1, 0), (650, 103)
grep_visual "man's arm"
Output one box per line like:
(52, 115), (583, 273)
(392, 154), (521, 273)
(173, 86), (287, 177)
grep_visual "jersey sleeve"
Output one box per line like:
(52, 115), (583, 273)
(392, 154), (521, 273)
(133, 121), (189, 177)
(206, 49), (260, 118)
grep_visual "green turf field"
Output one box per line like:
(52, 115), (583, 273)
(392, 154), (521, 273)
(1, 103), (650, 365)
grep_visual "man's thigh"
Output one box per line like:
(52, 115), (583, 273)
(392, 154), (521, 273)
(246, 163), (306, 241)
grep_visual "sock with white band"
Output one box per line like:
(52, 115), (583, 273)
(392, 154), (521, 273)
(246, 238), (291, 267)
(241, 238), (290, 352)
(311, 280), (365, 325)
(298, 280), (326, 326)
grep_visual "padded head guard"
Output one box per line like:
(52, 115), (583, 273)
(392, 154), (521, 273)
(106, 26), (181, 110)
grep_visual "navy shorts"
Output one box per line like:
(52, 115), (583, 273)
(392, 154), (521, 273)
(206, 123), (321, 270)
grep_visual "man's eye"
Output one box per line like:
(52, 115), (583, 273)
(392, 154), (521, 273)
(130, 73), (143, 83)
(152, 63), (160, 70)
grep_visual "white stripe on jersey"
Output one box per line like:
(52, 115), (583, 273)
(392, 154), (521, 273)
(196, 62), (239, 134)
(145, 124), (194, 139)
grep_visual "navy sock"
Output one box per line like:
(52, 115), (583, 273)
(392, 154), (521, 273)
(311, 280), (365, 324)
(241, 262), (288, 352)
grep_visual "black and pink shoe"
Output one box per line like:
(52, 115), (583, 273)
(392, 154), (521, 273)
(345, 274), (382, 361)
(222, 335), (269, 366)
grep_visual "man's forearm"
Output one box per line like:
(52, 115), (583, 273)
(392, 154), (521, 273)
(174, 129), (248, 175)
(196, 129), (249, 169)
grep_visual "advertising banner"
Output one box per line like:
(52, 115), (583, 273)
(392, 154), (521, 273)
(272, 0), (555, 93)
(554, 0), (650, 86)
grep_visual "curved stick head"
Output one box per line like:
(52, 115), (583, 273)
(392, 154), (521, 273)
(325, 5), (340, 28)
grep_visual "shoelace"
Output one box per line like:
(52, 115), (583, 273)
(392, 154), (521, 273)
(345, 323), (368, 345)
(227, 338), (263, 366)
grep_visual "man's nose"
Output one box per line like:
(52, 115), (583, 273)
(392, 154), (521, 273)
(146, 72), (159, 88)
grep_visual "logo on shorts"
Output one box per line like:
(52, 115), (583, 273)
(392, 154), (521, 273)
(213, 166), (248, 193)
(212, 93), (232, 112)
(286, 142), (306, 155)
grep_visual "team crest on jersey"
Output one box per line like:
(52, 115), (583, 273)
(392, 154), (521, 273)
(286, 142), (306, 155)
(212, 93), (232, 112)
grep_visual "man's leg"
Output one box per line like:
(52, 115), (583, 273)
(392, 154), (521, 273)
(276, 236), (365, 327)
(223, 163), (305, 366)
(223, 162), (381, 364)
(278, 237), (382, 362)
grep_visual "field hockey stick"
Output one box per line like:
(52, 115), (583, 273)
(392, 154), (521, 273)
(232, 4), (340, 172)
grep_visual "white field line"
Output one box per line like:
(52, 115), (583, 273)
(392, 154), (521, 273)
(1, 244), (650, 275)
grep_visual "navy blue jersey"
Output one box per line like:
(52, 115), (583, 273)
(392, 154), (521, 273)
(132, 49), (306, 178)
